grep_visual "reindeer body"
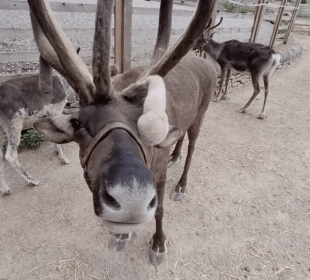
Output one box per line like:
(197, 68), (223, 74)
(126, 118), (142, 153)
(114, 56), (216, 133)
(0, 74), (70, 194)
(197, 38), (280, 118)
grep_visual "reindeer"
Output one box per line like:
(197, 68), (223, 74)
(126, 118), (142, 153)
(28, 0), (217, 266)
(193, 17), (281, 119)
(0, 70), (72, 195)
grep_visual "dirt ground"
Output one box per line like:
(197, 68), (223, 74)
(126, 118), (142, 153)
(1, 33), (310, 280)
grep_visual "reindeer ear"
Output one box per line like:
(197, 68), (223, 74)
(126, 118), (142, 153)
(34, 115), (74, 144)
(122, 79), (149, 106)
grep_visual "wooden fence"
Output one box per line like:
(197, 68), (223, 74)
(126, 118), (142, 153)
(293, 4), (310, 29)
(0, 0), (302, 74)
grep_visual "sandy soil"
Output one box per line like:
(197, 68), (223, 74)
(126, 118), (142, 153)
(1, 33), (310, 280)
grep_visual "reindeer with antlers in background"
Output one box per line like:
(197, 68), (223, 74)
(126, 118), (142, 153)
(193, 17), (281, 119)
(28, 0), (217, 265)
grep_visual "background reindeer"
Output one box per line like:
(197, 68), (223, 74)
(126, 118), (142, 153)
(194, 17), (281, 119)
(0, 69), (71, 195)
(28, 0), (217, 266)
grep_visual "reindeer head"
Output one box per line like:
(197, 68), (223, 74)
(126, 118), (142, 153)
(193, 17), (223, 52)
(30, 0), (216, 233)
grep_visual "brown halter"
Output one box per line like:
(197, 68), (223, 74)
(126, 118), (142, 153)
(81, 122), (150, 192)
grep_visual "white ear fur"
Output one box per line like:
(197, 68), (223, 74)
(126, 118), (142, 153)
(137, 75), (169, 146)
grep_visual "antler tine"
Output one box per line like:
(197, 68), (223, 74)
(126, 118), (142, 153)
(150, 0), (174, 66)
(204, 17), (212, 31)
(92, 0), (115, 100)
(146, 0), (216, 78)
(28, 0), (95, 107)
(205, 17), (223, 33)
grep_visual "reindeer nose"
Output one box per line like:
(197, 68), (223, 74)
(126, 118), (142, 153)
(102, 189), (121, 210)
(148, 195), (157, 210)
(100, 182), (157, 225)
(102, 188), (157, 212)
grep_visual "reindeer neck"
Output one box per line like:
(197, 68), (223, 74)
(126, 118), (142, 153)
(206, 39), (223, 61)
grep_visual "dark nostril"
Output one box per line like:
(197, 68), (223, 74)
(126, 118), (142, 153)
(148, 196), (157, 209)
(102, 189), (121, 210)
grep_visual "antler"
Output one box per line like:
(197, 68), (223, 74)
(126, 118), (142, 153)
(150, 0), (174, 66)
(30, 11), (78, 94)
(92, 0), (115, 101)
(146, 0), (216, 78)
(204, 17), (223, 35)
(28, 0), (95, 107)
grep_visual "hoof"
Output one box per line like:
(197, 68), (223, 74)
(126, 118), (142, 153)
(27, 178), (40, 186)
(213, 97), (221, 103)
(149, 240), (167, 266)
(108, 232), (132, 252)
(1, 187), (12, 195)
(168, 154), (182, 168)
(169, 188), (185, 201)
(240, 108), (247, 114)
(222, 95), (230, 100)
(258, 113), (266, 119)
(61, 157), (71, 165)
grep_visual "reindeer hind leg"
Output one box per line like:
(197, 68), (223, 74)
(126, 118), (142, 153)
(167, 133), (185, 168)
(0, 128), (11, 195)
(258, 75), (269, 119)
(170, 112), (205, 201)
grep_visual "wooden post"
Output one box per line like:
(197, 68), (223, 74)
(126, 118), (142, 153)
(284, 0), (302, 44)
(269, 0), (287, 47)
(249, 0), (266, 43)
(114, 0), (132, 73)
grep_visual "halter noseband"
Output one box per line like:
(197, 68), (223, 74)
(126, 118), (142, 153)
(81, 122), (149, 192)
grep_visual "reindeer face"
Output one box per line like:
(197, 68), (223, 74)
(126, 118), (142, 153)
(34, 98), (157, 233)
(193, 35), (206, 51)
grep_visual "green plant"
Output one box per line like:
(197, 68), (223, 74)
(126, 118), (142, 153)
(301, 0), (307, 4)
(3, 139), (8, 149)
(297, 10), (310, 18)
(20, 128), (44, 149)
(281, 20), (290, 25)
(239, 6), (254, 13)
(221, 1), (237, 12)
(221, 1), (253, 13)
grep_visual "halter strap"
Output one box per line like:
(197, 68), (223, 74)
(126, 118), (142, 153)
(81, 122), (149, 169)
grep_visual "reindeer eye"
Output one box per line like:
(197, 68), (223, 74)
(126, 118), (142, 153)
(71, 119), (84, 130)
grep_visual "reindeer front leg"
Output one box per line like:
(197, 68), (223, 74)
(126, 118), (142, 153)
(214, 68), (227, 102)
(149, 146), (170, 266)
(221, 68), (232, 100)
